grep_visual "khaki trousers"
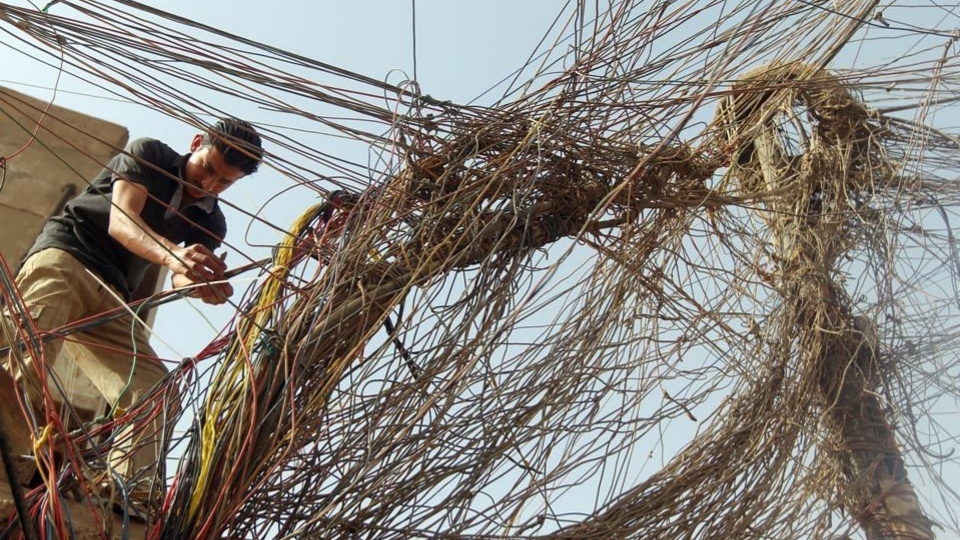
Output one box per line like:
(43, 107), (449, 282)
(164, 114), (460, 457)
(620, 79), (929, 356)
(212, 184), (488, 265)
(1, 248), (170, 483)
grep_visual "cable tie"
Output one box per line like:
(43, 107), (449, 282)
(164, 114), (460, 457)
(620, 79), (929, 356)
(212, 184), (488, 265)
(32, 423), (53, 454)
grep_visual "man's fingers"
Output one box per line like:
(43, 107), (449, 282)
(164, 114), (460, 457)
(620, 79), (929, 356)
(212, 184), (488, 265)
(196, 251), (227, 274)
(184, 247), (227, 279)
(191, 281), (233, 305)
(211, 282), (232, 304)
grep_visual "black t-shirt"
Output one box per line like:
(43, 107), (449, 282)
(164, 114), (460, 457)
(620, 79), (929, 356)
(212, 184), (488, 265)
(27, 137), (227, 299)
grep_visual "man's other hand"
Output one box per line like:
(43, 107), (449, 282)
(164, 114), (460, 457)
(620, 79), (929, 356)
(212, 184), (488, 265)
(172, 272), (234, 305)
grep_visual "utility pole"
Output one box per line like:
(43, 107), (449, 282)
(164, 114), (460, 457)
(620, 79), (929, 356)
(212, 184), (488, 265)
(722, 64), (935, 540)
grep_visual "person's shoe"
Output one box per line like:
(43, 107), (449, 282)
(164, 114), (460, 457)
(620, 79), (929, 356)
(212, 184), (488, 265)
(97, 481), (161, 524)
(113, 498), (153, 523)
(6, 454), (39, 487)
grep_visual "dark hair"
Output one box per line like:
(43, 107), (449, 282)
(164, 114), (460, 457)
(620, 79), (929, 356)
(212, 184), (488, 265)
(201, 117), (264, 175)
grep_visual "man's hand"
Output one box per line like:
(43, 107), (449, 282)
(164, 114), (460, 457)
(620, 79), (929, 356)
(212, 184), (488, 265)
(167, 244), (228, 283)
(172, 270), (234, 305)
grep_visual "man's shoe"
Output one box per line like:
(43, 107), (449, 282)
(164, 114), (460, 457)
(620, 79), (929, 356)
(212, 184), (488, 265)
(96, 481), (160, 524)
(5, 454), (39, 487)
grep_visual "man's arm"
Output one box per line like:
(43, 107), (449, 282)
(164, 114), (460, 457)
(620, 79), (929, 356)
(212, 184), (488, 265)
(109, 179), (231, 303)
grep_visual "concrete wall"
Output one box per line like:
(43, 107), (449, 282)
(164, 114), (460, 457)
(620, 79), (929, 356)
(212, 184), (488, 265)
(0, 87), (129, 270)
(0, 87), (161, 417)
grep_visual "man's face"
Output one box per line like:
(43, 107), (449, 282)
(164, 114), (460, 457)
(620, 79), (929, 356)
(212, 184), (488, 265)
(183, 134), (247, 198)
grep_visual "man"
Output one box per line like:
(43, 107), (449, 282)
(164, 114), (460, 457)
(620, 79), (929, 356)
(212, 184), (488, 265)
(0, 117), (263, 495)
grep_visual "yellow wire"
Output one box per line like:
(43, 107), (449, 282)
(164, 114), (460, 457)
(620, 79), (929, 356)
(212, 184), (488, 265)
(32, 423), (53, 455)
(188, 203), (325, 517)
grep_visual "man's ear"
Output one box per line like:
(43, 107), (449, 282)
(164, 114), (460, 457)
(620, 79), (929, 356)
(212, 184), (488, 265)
(189, 133), (204, 152)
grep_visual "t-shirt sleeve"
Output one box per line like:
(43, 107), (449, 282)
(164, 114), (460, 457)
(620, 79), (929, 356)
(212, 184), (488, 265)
(110, 138), (169, 190)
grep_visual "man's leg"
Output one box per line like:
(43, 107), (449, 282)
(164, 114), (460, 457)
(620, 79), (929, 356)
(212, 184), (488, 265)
(0, 369), (33, 484)
(66, 330), (171, 485)
(64, 268), (174, 489)
(1, 249), (92, 462)
(0, 331), (33, 461)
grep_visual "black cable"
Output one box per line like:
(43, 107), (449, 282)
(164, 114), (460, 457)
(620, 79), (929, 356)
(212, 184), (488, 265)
(0, 417), (37, 540)
(411, 0), (418, 82)
(382, 297), (420, 379)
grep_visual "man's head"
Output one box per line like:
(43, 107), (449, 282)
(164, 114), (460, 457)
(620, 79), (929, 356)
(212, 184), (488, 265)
(184, 117), (264, 199)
